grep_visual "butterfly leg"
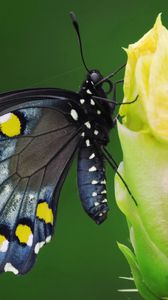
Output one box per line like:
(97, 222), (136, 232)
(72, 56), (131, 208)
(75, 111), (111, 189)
(111, 79), (124, 102)
(112, 81), (138, 106)
(102, 147), (137, 206)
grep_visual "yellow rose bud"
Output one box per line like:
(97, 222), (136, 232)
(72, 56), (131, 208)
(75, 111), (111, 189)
(115, 15), (168, 300)
(120, 14), (168, 142)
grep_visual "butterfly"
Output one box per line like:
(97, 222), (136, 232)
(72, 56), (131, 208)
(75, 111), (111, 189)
(0, 12), (136, 275)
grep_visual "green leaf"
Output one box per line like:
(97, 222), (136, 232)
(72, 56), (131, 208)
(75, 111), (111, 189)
(118, 243), (159, 300)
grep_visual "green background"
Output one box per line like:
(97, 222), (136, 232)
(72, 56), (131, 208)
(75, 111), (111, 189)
(0, 1), (167, 299)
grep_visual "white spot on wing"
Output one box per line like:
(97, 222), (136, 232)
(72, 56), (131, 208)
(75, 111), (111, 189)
(80, 99), (85, 104)
(46, 235), (51, 243)
(89, 166), (97, 172)
(4, 263), (19, 275)
(0, 239), (9, 252)
(70, 109), (78, 120)
(86, 139), (90, 147)
(101, 190), (107, 194)
(34, 241), (45, 254)
(89, 153), (95, 159)
(102, 199), (107, 203)
(86, 89), (92, 94)
(94, 130), (99, 135)
(91, 180), (98, 184)
(0, 113), (11, 124)
(97, 110), (101, 115)
(81, 132), (85, 137)
(92, 192), (97, 197)
(94, 202), (99, 206)
(85, 121), (91, 129)
(101, 180), (106, 184)
(90, 99), (95, 105)
(27, 234), (33, 247)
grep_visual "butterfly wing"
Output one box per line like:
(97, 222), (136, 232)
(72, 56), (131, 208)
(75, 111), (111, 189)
(0, 88), (83, 274)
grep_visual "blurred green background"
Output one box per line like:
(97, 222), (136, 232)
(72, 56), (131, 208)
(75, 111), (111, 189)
(0, 1), (167, 299)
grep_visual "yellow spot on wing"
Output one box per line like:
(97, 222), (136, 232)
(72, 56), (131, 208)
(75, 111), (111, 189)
(15, 224), (32, 244)
(36, 202), (53, 224)
(0, 235), (6, 244)
(1, 113), (21, 137)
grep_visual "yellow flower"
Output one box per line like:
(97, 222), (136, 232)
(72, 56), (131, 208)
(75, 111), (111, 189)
(120, 14), (168, 142)
(115, 15), (168, 300)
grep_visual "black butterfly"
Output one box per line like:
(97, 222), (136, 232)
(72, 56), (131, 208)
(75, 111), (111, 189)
(0, 12), (136, 275)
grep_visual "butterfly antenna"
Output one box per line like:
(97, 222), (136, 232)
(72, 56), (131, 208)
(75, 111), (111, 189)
(70, 11), (90, 73)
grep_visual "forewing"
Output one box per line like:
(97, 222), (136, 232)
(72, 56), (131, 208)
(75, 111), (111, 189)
(0, 89), (82, 274)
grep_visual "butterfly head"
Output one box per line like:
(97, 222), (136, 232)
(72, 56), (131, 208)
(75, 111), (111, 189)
(87, 70), (114, 96)
(84, 70), (114, 101)
(80, 70), (107, 100)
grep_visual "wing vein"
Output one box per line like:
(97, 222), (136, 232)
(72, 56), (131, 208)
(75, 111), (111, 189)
(22, 127), (82, 179)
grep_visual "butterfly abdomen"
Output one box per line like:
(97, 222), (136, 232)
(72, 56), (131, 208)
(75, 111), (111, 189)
(77, 140), (108, 224)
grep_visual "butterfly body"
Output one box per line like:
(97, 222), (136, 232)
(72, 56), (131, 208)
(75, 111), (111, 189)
(76, 70), (115, 224)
